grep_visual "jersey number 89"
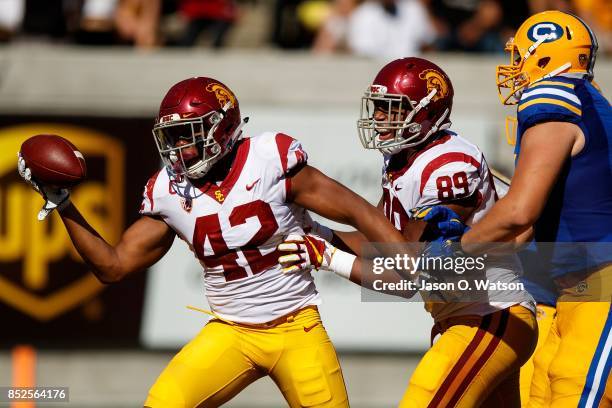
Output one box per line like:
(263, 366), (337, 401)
(436, 171), (469, 200)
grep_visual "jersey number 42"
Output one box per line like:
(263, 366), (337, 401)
(192, 200), (280, 282)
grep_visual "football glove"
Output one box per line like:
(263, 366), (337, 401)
(278, 234), (333, 273)
(412, 206), (472, 276)
(18, 152), (71, 221)
(411, 205), (470, 242)
(277, 233), (355, 278)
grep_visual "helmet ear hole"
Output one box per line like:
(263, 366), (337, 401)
(537, 57), (551, 69)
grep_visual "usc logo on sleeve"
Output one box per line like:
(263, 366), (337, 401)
(0, 124), (125, 321)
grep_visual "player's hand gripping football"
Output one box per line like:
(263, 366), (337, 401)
(17, 152), (71, 221)
(277, 234), (337, 273)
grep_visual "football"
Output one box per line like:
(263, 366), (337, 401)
(20, 134), (87, 187)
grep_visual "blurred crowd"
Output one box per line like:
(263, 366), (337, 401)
(311, 0), (611, 57)
(0, 0), (609, 56)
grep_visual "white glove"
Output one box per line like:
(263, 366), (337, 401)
(277, 234), (355, 279)
(18, 153), (71, 221)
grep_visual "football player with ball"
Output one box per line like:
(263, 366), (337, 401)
(17, 77), (411, 407)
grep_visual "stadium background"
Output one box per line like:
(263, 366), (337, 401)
(0, 1), (610, 406)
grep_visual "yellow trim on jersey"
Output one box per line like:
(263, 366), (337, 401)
(518, 98), (582, 116)
(187, 305), (237, 326)
(530, 80), (575, 90)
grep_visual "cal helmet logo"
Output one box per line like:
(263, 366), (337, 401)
(205, 83), (236, 109)
(528, 22), (564, 43)
(419, 69), (449, 102)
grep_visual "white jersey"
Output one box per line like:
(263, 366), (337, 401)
(381, 131), (534, 321)
(140, 132), (321, 324)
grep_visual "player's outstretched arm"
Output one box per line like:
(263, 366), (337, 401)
(17, 148), (176, 283)
(289, 165), (418, 287)
(278, 233), (417, 298)
(59, 204), (176, 283)
(291, 165), (406, 245)
(461, 122), (582, 252)
(327, 194), (384, 255)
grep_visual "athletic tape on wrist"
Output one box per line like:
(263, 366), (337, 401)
(329, 250), (356, 280)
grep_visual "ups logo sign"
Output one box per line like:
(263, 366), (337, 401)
(0, 123), (125, 321)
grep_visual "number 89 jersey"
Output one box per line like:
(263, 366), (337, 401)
(381, 131), (497, 231)
(381, 131), (533, 321)
(140, 132), (321, 324)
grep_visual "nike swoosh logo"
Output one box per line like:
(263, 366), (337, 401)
(246, 178), (261, 191)
(303, 323), (319, 332)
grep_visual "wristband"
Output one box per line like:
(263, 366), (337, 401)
(328, 249), (356, 280)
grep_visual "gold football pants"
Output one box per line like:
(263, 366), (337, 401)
(399, 305), (537, 408)
(527, 266), (612, 408)
(144, 306), (349, 408)
(519, 304), (556, 407)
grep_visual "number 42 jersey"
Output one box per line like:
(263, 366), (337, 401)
(140, 132), (321, 324)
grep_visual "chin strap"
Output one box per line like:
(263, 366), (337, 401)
(379, 88), (438, 155)
(380, 107), (451, 156)
(401, 88), (437, 130)
(523, 32), (572, 87)
(423, 108), (451, 140)
(377, 88), (449, 155)
(541, 62), (572, 80)
(229, 116), (249, 143)
(523, 35), (551, 60)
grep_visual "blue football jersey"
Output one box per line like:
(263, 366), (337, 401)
(515, 75), (612, 278)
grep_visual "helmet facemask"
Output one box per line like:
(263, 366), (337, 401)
(153, 105), (241, 179)
(497, 26), (587, 105)
(357, 86), (450, 155)
(496, 38), (530, 105)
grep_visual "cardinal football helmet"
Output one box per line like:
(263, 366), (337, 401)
(152, 77), (247, 179)
(357, 57), (454, 155)
(496, 10), (598, 105)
